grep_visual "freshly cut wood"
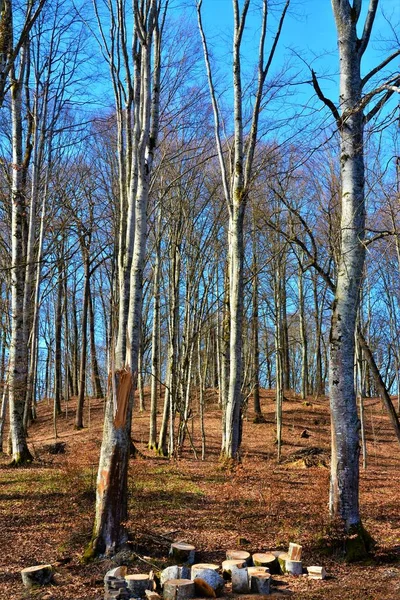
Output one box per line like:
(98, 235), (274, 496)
(125, 574), (152, 597)
(21, 565), (54, 588)
(107, 566), (128, 578)
(248, 566), (269, 575)
(191, 566), (224, 595)
(285, 560), (303, 576)
(160, 566), (190, 587)
(252, 553), (279, 574)
(288, 543), (302, 561)
(193, 578), (216, 598)
(226, 550), (251, 564)
(249, 571), (271, 594)
(276, 552), (289, 574)
(191, 563), (219, 574)
(221, 559), (246, 578)
(231, 565), (249, 594)
(307, 566), (326, 580)
(170, 543), (195, 565)
(163, 579), (195, 600)
(145, 592), (162, 600)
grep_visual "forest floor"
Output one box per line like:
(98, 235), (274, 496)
(1, 389), (400, 600)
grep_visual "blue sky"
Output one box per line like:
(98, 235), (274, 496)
(195, 0), (400, 102)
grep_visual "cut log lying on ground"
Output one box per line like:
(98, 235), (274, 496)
(252, 553), (280, 574)
(287, 543), (302, 561)
(169, 543), (195, 565)
(190, 566), (225, 595)
(125, 574), (152, 597)
(160, 566), (190, 587)
(226, 550), (251, 565)
(307, 566), (326, 580)
(249, 571), (271, 594)
(231, 565), (249, 593)
(285, 560), (303, 576)
(221, 559), (246, 579)
(21, 565), (54, 588)
(163, 579), (195, 600)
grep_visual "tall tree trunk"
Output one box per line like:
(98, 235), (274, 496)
(328, 0), (381, 553)
(54, 259), (63, 418)
(88, 2), (161, 558)
(148, 210), (161, 449)
(88, 280), (104, 399)
(8, 56), (32, 465)
(298, 259), (309, 399)
(76, 252), (90, 429)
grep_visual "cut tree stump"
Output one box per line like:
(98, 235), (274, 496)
(252, 553), (280, 574)
(287, 543), (302, 561)
(248, 566), (269, 575)
(191, 563), (219, 574)
(160, 566), (190, 587)
(169, 543), (195, 565)
(125, 574), (152, 597)
(191, 566), (224, 595)
(230, 565), (249, 594)
(221, 559), (246, 579)
(107, 567), (128, 578)
(307, 566), (326, 580)
(226, 550), (251, 565)
(285, 560), (303, 576)
(163, 579), (195, 600)
(275, 552), (289, 574)
(249, 571), (271, 595)
(21, 565), (53, 588)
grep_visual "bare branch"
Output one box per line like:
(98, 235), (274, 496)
(196, 0), (231, 212)
(311, 69), (341, 126)
(361, 49), (400, 88)
(359, 0), (379, 56)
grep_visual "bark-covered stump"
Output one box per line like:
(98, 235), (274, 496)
(160, 566), (190, 587)
(221, 559), (246, 579)
(275, 552), (289, 574)
(21, 565), (53, 588)
(249, 571), (271, 595)
(125, 574), (152, 598)
(248, 567), (269, 575)
(231, 565), (249, 594)
(191, 566), (224, 595)
(285, 560), (303, 576)
(163, 579), (195, 600)
(226, 550), (251, 565)
(252, 553), (279, 574)
(169, 543), (195, 565)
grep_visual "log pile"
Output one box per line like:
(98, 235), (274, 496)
(98, 538), (327, 599)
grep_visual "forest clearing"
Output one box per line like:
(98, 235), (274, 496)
(1, 389), (399, 600)
(1, 1), (400, 599)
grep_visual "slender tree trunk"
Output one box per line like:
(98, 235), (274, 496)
(8, 59), (32, 465)
(76, 253), (90, 429)
(54, 259), (63, 418)
(148, 211), (161, 449)
(88, 281), (104, 399)
(298, 260), (309, 399)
